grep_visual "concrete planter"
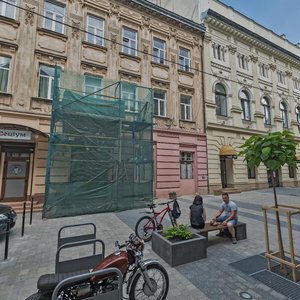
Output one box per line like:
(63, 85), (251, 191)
(152, 231), (207, 267)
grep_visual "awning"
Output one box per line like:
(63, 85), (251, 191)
(219, 145), (237, 156)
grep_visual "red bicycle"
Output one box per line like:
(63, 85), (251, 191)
(135, 200), (178, 242)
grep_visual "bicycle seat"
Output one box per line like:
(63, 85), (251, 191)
(147, 204), (156, 209)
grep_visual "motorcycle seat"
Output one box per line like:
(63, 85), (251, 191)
(37, 270), (89, 292)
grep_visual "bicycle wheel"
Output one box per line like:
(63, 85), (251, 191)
(135, 216), (156, 242)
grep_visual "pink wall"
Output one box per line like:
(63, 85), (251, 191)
(154, 129), (208, 198)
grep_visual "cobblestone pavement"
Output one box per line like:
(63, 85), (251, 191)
(0, 187), (300, 299)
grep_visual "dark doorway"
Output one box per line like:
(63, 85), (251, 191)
(220, 157), (227, 188)
(267, 170), (280, 188)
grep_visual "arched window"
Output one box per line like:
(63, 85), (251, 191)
(240, 90), (251, 120)
(296, 106), (300, 132)
(261, 97), (271, 125)
(215, 83), (227, 116)
(280, 101), (288, 128)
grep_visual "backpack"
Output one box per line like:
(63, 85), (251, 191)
(172, 199), (181, 219)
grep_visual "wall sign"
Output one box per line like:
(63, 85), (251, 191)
(0, 129), (32, 140)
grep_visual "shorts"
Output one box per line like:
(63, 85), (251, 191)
(216, 215), (238, 226)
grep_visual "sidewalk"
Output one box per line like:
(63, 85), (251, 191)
(1, 187), (300, 299)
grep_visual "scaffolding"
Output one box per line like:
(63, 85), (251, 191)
(43, 69), (153, 218)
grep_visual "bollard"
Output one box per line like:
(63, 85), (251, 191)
(4, 221), (10, 260)
(21, 202), (26, 237)
(29, 196), (34, 225)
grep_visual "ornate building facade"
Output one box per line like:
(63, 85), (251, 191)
(0, 0), (207, 204)
(154, 0), (300, 193)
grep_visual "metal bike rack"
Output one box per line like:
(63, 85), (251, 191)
(57, 223), (97, 249)
(55, 239), (105, 273)
(51, 267), (123, 300)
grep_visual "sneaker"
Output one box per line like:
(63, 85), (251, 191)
(216, 230), (224, 237)
(232, 237), (237, 244)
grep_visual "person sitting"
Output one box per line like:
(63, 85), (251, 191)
(190, 195), (206, 229)
(210, 192), (238, 244)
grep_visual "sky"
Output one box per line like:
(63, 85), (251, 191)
(219, 0), (300, 45)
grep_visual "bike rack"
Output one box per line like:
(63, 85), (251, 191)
(55, 239), (105, 273)
(57, 223), (97, 249)
(51, 267), (123, 300)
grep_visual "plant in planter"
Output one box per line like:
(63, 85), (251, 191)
(152, 224), (207, 267)
(168, 191), (177, 200)
(163, 224), (193, 241)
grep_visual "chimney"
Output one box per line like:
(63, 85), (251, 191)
(280, 34), (287, 40)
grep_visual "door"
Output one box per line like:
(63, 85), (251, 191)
(1, 152), (30, 201)
(220, 157), (227, 188)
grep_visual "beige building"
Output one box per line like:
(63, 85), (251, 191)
(0, 0), (208, 205)
(153, 0), (300, 193)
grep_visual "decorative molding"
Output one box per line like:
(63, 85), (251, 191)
(178, 85), (194, 94)
(118, 70), (141, 82)
(269, 63), (277, 71)
(35, 49), (67, 64)
(142, 43), (149, 60)
(0, 41), (18, 52)
(109, 3), (120, 18)
(151, 78), (170, 88)
(249, 55), (258, 63)
(25, 4), (35, 26)
(170, 54), (176, 67)
(286, 70), (293, 78)
(227, 45), (237, 54)
(193, 36), (200, 47)
(204, 35), (212, 44)
(141, 15), (151, 29)
(169, 27), (177, 40)
(110, 33), (117, 50)
(71, 20), (81, 39)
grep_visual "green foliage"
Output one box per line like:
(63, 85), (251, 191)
(168, 191), (177, 199)
(163, 224), (193, 240)
(238, 131), (297, 171)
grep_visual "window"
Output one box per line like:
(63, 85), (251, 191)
(178, 47), (190, 72)
(86, 15), (104, 46)
(122, 83), (138, 112)
(296, 106), (300, 132)
(238, 54), (248, 70)
(38, 65), (58, 99)
(261, 97), (271, 125)
(0, 0), (16, 19)
(180, 95), (192, 121)
(288, 166), (295, 179)
(215, 83), (227, 116)
(280, 101), (288, 128)
(293, 78), (300, 90)
(122, 27), (137, 56)
(240, 90), (251, 121)
(153, 38), (166, 64)
(44, 1), (64, 34)
(154, 90), (166, 117)
(259, 63), (269, 78)
(277, 71), (286, 85)
(247, 164), (256, 179)
(212, 43), (226, 62)
(0, 56), (11, 93)
(180, 152), (193, 179)
(84, 75), (102, 97)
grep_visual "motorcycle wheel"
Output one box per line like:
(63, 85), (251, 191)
(135, 216), (155, 242)
(129, 263), (169, 300)
(25, 292), (51, 300)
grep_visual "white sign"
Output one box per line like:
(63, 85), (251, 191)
(0, 129), (32, 140)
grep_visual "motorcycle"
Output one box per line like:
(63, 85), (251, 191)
(25, 234), (169, 300)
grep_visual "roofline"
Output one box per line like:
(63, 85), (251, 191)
(129, 0), (206, 34)
(203, 9), (300, 61)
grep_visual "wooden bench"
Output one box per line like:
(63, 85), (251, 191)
(190, 221), (247, 241)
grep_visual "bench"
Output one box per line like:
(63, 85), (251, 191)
(190, 221), (247, 241)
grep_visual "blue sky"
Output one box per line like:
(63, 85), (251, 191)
(219, 0), (300, 44)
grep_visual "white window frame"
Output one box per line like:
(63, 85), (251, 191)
(179, 47), (191, 72)
(280, 101), (288, 128)
(86, 15), (104, 46)
(262, 97), (271, 125)
(296, 106), (300, 132)
(154, 90), (166, 117)
(180, 152), (194, 179)
(180, 95), (192, 121)
(0, 0), (16, 19)
(84, 74), (102, 98)
(38, 64), (56, 100)
(215, 83), (227, 117)
(240, 90), (251, 121)
(43, 1), (65, 34)
(153, 37), (166, 64)
(122, 27), (137, 56)
(122, 84), (138, 113)
(0, 56), (11, 93)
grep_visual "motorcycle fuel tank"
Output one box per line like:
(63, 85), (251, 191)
(91, 251), (129, 282)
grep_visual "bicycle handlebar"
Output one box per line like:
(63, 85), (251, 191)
(158, 200), (175, 206)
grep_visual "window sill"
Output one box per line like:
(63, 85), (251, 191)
(31, 96), (52, 102)
(242, 119), (252, 124)
(37, 27), (68, 40)
(216, 114), (228, 119)
(178, 69), (194, 76)
(0, 92), (12, 97)
(119, 52), (141, 62)
(154, 115), (169, 119)
(0, 15), (19, 27)
(151, 61), (169, 70)
(82, 41), (107, 52)
(179, 119), (195, 124)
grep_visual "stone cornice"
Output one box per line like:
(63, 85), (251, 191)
(207, 122), (269, 135)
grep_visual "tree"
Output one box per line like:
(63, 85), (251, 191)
(239, 130), (297, 263)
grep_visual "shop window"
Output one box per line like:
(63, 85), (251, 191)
(180, 152), (193, 179)
(44, 1), (65, 34)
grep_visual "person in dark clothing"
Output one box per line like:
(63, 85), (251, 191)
(189, 195), (206, 229)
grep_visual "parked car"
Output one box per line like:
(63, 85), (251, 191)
(0, 204), (17, 235)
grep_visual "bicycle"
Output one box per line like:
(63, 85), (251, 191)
(135, 200), (178, 242)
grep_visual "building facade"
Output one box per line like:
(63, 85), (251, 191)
(0, 0), (208, 205)
(154, 0), (300, 193)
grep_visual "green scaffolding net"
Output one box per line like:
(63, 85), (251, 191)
(43, 69), (153, 218)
